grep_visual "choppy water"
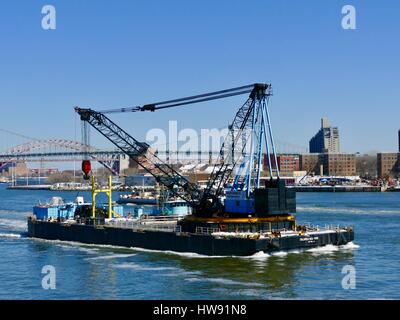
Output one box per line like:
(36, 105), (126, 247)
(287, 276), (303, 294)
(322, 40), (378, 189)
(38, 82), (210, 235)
(0, 184), (399, 300)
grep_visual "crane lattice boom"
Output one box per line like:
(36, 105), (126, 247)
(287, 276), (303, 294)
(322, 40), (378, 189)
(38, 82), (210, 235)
(75, 83), (277, 218)
(75, 107), (203, 205)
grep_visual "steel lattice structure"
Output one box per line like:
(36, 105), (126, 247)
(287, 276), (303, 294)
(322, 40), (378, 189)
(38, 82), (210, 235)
(1, 139), (98, 155)
(0, 139), (121, 175)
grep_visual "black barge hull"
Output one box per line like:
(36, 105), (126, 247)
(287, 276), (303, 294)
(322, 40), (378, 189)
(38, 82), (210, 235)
(27, 218), (354, 256)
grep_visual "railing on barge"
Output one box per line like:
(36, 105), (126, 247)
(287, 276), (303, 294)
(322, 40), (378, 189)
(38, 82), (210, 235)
(55, 217), (353, 236)
(105, 215), (183, 233)
(194, 224), (354, 236)
(301, 222), (354, 232)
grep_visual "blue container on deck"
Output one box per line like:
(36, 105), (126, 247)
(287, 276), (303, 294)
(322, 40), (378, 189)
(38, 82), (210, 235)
(97, 204), (124, 218)
(224, 191), (255, 214)
(34, 202), (124, 220)
(160, 200), (192, 216)
(33, 203), (76, 220)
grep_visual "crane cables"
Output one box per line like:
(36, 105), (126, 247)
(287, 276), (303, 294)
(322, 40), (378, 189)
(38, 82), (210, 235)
(97, 84), (257, 114)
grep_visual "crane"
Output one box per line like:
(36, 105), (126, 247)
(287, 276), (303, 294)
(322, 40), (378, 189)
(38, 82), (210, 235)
(75, 83), (279, 218)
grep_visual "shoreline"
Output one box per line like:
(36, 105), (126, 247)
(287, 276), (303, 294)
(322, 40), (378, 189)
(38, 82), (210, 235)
(2, 184), (393, 193)
(293, 186), (383, 192)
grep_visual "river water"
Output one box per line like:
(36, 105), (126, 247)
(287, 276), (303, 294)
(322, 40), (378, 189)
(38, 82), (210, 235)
(0, 184), (399, 300)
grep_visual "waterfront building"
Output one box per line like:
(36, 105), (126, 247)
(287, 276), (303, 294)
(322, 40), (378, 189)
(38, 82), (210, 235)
(309, 117), (340, 154)
(125, 174), (157, 186)
(299, 154), (320, 175)
(263, 154), (300, 177)
(300, 153), (356, 176)
(377, 153), (400, 178)
(0, 162), (28, 176)
(321, 153), (356, 176)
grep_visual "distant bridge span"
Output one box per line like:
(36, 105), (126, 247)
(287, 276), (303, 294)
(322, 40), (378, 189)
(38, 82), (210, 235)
(0, 139), (223, 162)
(2, 139), (98, 155)
(0, 151), (123, 162)
(0, 139), (225, 177)
(0, 139), (122, 175)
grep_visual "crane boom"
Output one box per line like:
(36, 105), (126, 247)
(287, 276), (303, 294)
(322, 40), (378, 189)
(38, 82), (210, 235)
(74, 107), (202, 205)
(74, 83), (274, 218)
(96, 84), (256, 114)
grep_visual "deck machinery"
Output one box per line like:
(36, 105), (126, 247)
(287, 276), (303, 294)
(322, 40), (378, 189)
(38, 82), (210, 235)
(75, 84), (297, 233)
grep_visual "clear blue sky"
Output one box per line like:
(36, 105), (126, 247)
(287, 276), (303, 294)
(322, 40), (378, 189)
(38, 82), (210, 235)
(0, 0), (399, 154)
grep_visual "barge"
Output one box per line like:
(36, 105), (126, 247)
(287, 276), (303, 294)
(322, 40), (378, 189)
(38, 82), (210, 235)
(27, 84), (355, 256)
(27, 177), (354, 256)
(27, 217), (354, 256)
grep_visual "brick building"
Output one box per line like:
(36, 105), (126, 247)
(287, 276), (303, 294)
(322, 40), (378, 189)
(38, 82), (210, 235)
(322, 154), (356, 176)
(377, 153), (400, 178)
(263, 154), (300, 177)
(299, 154), (321, 175)
(0, 162), (28, 176)
(299, 153), (356, 176)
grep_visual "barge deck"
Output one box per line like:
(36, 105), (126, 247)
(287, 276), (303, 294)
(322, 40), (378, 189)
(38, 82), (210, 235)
(27, 217), (354, 256)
